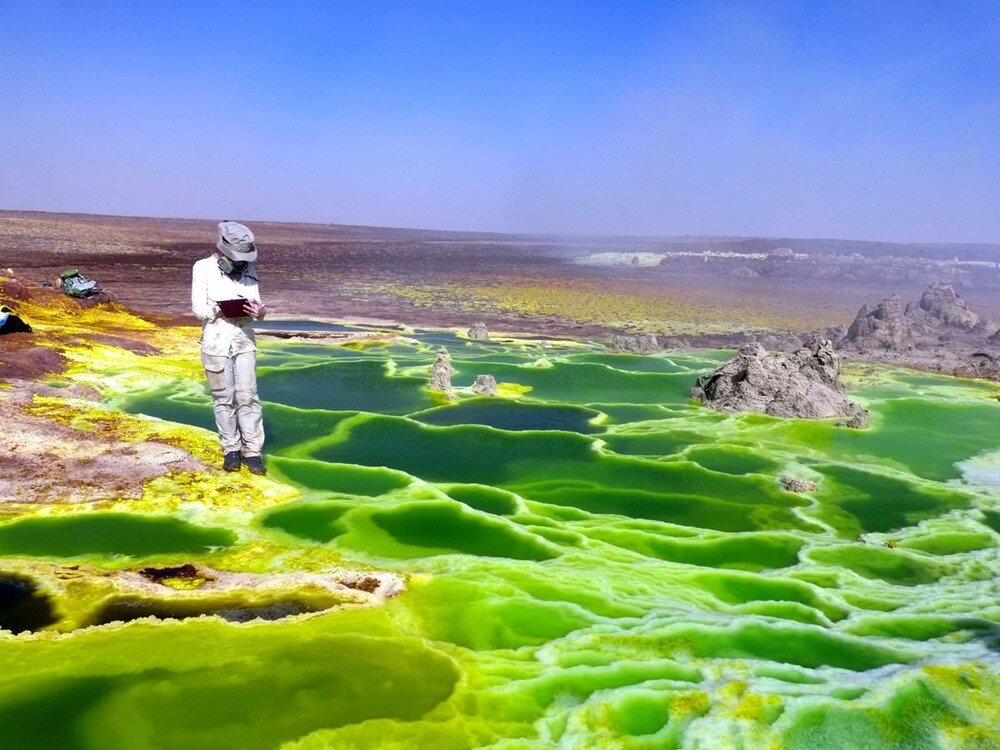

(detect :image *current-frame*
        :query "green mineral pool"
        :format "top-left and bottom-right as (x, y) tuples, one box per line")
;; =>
(2, 332), (999, 748)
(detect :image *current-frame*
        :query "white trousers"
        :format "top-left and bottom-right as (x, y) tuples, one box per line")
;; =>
(202, 350), (265, 456)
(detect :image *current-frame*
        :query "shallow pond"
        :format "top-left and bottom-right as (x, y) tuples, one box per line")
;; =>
(3, 330), (999, 748)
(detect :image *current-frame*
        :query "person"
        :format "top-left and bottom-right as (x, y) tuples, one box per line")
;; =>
(190, 221), (267, 474)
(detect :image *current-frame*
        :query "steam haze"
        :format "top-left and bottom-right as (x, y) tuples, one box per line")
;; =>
(1, 1), (998, 243)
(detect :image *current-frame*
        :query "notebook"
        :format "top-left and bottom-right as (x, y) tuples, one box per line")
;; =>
(216, 298), (251, 318)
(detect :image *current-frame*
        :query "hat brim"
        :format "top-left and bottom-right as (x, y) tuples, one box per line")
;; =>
(217, 242), (257, 262)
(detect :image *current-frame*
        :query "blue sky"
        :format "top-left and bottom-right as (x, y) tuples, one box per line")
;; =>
(1, 1), (998, 242)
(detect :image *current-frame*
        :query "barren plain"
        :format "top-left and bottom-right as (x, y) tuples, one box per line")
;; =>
(4, 210), (999, 338)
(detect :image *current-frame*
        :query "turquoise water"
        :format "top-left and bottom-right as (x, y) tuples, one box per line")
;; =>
(2, 331), (999, 748)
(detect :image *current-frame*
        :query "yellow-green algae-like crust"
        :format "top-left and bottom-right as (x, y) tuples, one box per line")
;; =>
(23, 394), (301, 514)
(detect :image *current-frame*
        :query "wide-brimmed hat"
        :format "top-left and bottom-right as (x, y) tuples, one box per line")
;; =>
(216, 221), (257, 262)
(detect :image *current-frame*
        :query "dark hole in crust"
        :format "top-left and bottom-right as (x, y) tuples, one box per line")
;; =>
(138, 564), (210, 585)
(343, 576), (380, 593)
(90, 596), (325, 626)
(0, 575), (59, 634)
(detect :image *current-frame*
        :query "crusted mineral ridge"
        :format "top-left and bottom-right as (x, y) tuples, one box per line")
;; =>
(0, 560), (405, 633)
(691, 339), (868, 428)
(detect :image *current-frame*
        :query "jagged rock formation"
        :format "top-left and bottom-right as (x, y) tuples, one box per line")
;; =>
(611, 333), (659, 355)
(907, 282), (983, 332)
(428, 348), (454, 396)
(841, 282), (994, 352)
(691, 340), (868, 428)
(841, 294), (915, 351)
(837, 282), (1000, 380)
(471, 374), (498, 396)
(467, 322), (490, 340)
(780, 476), (819, 493)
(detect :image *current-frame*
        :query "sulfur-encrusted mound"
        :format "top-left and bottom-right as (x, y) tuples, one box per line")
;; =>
(691, 339), (868, 427)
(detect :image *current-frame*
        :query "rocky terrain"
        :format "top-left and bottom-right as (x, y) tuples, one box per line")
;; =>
(838, 282), (1000, 380)
(691, 339), (869, 427)
(609, 281), (1000, 383)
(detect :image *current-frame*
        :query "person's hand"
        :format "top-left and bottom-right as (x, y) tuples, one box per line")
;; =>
(243, 300), (265, 319)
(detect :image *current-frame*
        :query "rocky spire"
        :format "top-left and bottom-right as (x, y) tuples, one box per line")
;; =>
(428, 348), (455, 397)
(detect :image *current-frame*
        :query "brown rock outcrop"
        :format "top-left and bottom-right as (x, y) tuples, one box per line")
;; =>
(0, 336), (66, 381)
(0, 387), (204, 504)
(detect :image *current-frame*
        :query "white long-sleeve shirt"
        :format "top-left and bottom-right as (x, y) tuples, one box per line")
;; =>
(190, 256), (264, 356)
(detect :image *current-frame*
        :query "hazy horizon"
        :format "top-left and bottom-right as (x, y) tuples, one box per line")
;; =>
(7, 206), (1000, 251)
(2, 1), (998, 244)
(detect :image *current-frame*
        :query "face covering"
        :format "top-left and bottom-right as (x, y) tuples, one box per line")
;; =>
(217, 255), (249, 277)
